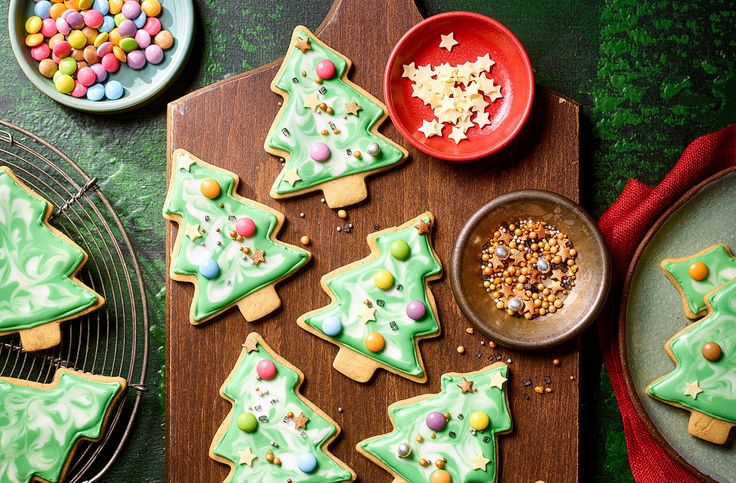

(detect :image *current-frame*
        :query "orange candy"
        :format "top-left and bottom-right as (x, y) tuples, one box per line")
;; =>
(364, 332), (385, 353)
(50, 4), (68, 19)
(112, 45), (126, 62)
(108, 28), (122, 46)
(688, 261), (708, 281)
(430, 470), (452, 483)
(199, 178), (221, 199)
(141, 0), (161, 17)
(109, 0), (123, 14)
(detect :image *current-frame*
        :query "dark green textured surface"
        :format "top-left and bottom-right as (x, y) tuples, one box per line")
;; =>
(2, 1), (735, 481)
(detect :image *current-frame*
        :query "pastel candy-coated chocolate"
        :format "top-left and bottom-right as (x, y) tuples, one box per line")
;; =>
(198, 258), (220, 280)
(70, 82), (88, 98)
(34, 1), (52, 19)
(101, 52), (120, 72)
(119, 37), (138, 53)
(30, 44), (51, 61)
(25, 16), (42, 34)
(94, 0), (110, 15)
(99, 15), (115, 33)
(144, 44), (163, 64)
(77, 66), (97, 86)
(96, 41), (113, 57)
(58, 57), (77, 76)
(66, 12), (84, 30)
(425, 411), (447, 431)
(104, 79), (124, 100)
(90, 63), (107, 82)
(256, 359), (277, 380)
(134, 29), (151, 48)
(236, 412), (258, 432)
(56, 18), (71, 36)
(41, 18), (57, 37)
(38, 58), (57, 78)
(126, 49), (146, 69)
(405, 300), (427, 320)
(133, 11), (147, 29)
(322, 316), (343, 336)
(84, 10), (104, 28)
(143, 17), (161, 36)
(86, 83), (105, 101)
(235, 217), (256, 237)
(118, 19), (137, 37)
(141, 0), (162, 17)
(297, 453), (318, 474)
(308, 141), (330, 161)
(316, 59), (336, 79)
(121, 1), (141, 20)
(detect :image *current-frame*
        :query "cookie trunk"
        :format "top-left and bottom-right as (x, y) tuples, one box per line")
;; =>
(19, 323), (61, 352)
(333, 347), (379, 382)
(236, 285), (281, 322)
(322, 176), (368, 208)
(688, 410), (733, 444)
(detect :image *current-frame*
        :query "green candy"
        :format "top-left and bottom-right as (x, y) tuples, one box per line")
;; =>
(58, 57), (77, 76)
(114, 13), (126, 27)
(236, 412), (258, 432)
(119, 37), (138, 53)
(390, 240), (411, 260)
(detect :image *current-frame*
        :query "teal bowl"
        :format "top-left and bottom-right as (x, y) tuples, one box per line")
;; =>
(8, 0), (194, 113)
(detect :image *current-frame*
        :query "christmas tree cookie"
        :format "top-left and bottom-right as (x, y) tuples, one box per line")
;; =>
(358, 363), (512, 483)
(661, 243), (736, 319)
(0, 368), (126, 483)
(298, 213), (442, 383)
(647, 277), (736, 444)
(209, 332), (355, 482)
(0, 167), (104, 352)
(163, 150), (311, 324)
(265, 26), (408, 208)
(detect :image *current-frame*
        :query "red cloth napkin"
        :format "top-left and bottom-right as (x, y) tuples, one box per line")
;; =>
(597, 125), (736, 482)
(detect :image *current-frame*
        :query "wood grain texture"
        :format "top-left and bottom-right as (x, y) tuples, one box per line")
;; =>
(166, 1), (581, 481)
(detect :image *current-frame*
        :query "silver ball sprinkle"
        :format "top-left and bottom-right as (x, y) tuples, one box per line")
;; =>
(366, 143), (381, 156)
(397, 443), (412, 458)
(536, 259), (551, 273)
(508, 297), (523, 312)
(494, 245), (509, 260)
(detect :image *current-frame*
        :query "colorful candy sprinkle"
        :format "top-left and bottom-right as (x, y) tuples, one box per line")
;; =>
(256, 359), (277, 380)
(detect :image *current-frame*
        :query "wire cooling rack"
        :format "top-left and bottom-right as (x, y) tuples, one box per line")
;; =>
(0, 120), (149, 482)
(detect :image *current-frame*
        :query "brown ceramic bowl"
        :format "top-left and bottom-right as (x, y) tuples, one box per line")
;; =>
(450, 190), (611, 350)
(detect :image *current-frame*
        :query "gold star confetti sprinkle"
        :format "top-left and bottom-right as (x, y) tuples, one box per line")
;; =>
(185, 224), (202, 241)
(358, 305), (376, 324)
(345, 100), (362, 116)
(238, 448), (257, 466)
(684, 381), (703, 399)
(416, 220), (431, 235)
(457, 378), (474, 394)
(472, 453), (491, 471)
(242, 338), (259, 353)
(295, 36), (311, 53)
(303, 93), (320, 111)
(293, 412), (309, 429)
(251, 249), (265, 266)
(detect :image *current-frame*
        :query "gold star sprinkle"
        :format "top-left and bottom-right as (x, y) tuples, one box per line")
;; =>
(359, 305), (376, 323)
(251, 249), (265, 265)
(472, 453), (491, 471)
(185, 224), (202, 241)
(345, 100), (362, 116)
(177, 152), (196, 171)
(684, 381), (703, 399)
(242, 338), (259, 353)
(489, 371), (507, 389)
(295, 36), (311, 53)
(238, 448), (257, 466)
(303, 93), (320, 111)
(293, 412), (309, 429)
(457, 378), (474, 394)
(416, 220), (431, 235)
(282, 168), (301, 186)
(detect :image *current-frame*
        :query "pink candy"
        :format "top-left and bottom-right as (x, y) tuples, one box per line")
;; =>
(143, 17), (161, 36)
(126, 50), (146, 69)
(308, 141), (331, 162)
(70, 81), (87, 98)
(121, 1), (141, 19)
(135, 30), (151, 49)
(96, 41), (113, 57)
(41, 18), (57, 38)
(52, 41), (71, 58)
(145, 44), (163, 64)
(118, 19), (137, 37)
(30, 44), (51, 61)
(101, 53), (120, 73)
(90, 63), (107, 83)
(235, 217), (256, 237)
(316, 59), (336, 80)
(56, 18), (70, 36)
(83, 10), (103, 29)
(65, 11), (84, 30)
(256, 360), (277, 380)
(77, 67), (96, 86)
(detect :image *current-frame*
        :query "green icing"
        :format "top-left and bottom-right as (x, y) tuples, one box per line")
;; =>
(0, 370), (122, 483)
(662, 244), (736, 317)
(162, 151), (310, 322)
(267, 27), (405, 195)
(647, 277), (736, 423)
(303, 214), (442, 378)
(211, 336), (352, 482)
(359, 364), (512, 483)
(0, 169), (99, 332)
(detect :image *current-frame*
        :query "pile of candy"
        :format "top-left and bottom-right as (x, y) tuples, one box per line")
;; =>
(24, 0), (173, 101)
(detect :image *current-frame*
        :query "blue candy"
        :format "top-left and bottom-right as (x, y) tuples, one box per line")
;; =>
(297, 454), (318, 474)
(133, 11), (147, 28)
(99, 15), (115, 33)
(93, 0), (110, 15)
(86, 83), (105, 101)
(104, 80), (124, 100)
(34, 1), (52, 19)
(198, 259), (220, 280)
(322, 316), (342, 336)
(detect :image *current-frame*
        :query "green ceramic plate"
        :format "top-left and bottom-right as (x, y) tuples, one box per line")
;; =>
(8, 0), (194, 113)
(624, 168), (736, 482)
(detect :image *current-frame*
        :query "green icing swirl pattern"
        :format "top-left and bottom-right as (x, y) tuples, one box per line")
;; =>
(302, 214), (442, 378)
(0, 169), (98, 332)
(162, 151), (310, 322)
(662, 243), (736, 317)
(647, 277), (736, 423)
(0, 370), (123, 483)
(210, 335), (353, 482)
(267, 27), (405, 195)
(359, 364), (512, 483)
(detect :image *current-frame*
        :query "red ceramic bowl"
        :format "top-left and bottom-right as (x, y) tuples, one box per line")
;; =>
(384, 12), (534, 162)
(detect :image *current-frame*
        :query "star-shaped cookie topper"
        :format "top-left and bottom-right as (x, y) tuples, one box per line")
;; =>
(439, 32), (458, 52)
(684, 381), (703, 399)
(238, 448), (257, 466)
(282, 168), (301, 186)
(293, 412), (309, 429)
(457, 378), (474, 394)
(498, 231), (513, 245)
(472, 453), (491, 471)
(251, 249), (265, 266)
(448, 126), (467, 144)
(489, 371), (507, 390)
(510, 249), (526, 264)
(295, 36), (311, 53)
(557, 244), (572, 261)
(303, 93), (320, 111)
(359, 305), (376, 324)
(415, 219), (431, 235)
(185, 224), (202, 241)
(177, 152), (196, 171)
(490, 256), (505, 270)
(345, 100), (362, 116)
(242, 337), (259, 353)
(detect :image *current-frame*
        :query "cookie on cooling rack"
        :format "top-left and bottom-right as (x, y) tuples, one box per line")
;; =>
(0, 167), (105, 352)
(0, 367), (126, 483)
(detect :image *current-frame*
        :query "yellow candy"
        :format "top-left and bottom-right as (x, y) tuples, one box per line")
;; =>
(65, 0), (81, 9)
(82, 27), (98, 45)
(112, 45), (126, 62)
(54, 73), (75, 94)
(109, 0), (123, 14)
(78, 0), (94, 9)
(68, 30), (86, 49)
(469, 411), (490, 431)
(49, 4), (67, 20)
(93, 32), (108, 48)
(25, 16), (42, 34)
(373, 269), (394, 290)
(141, 0), (161, 17)
(25, 33), (44, 47)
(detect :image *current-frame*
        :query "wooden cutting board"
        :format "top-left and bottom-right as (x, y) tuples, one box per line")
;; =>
(166, 0), (581, 481)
